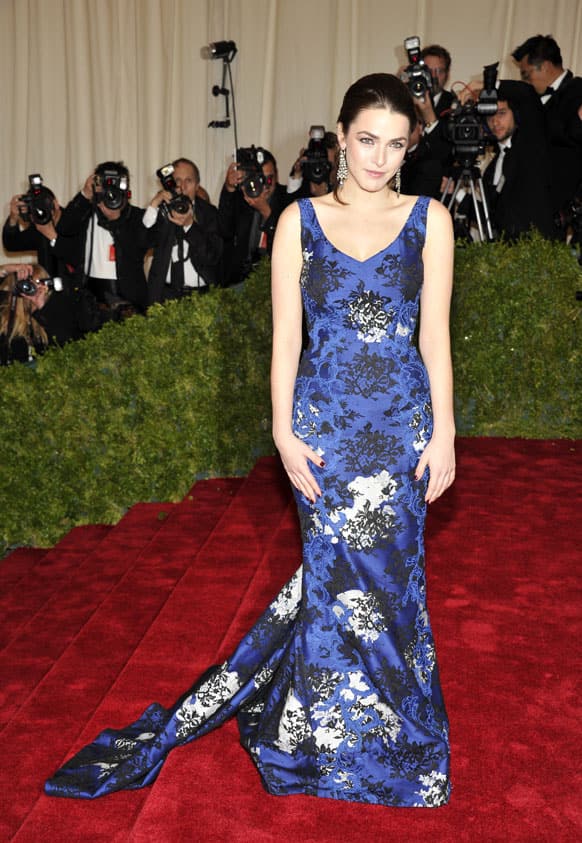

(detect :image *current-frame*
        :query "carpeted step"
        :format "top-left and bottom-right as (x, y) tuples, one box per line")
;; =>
(0, 480), (244, 733)
(0, 525), (113, 651)
(0, 462), (290, 840)
(0, 547), (49, 588)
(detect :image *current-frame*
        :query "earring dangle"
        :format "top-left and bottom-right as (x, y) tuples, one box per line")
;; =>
(394, 168), (401, 197)
(337, 148), (348, 186)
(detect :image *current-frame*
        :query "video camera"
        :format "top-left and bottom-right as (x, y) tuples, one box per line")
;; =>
(446, 62), (499, 167)
(93, 168), (130, 211)
(19, 174), (54, 226)
(302, 126), (332, 185)
(401, 36), (434, 99)
(155, 163), (192, 218)
(236, 146), (270, 199)
(14, 276), (64, 296)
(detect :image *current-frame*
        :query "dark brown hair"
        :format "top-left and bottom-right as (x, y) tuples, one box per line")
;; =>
(172, 157), (201, 184)
(334, 73), (417, 202)
(420, 44), (452, 73)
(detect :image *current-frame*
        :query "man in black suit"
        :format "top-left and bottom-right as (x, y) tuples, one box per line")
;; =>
(143, 158), (223, 305)
(218, 148), (289, 287)
(400, 44), (454, 197)
(420, 44), (455, 119)
(59, 161), (153, 314)
(481, 81), (555, 239)
(512, 34), (582, 215)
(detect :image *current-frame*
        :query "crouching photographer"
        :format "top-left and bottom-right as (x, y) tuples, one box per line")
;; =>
(143, 157), (223, 305)
(0, 264), (85, 365)
(58, 161), (154, 316)
(287, 127), (338, 199)
(3, 175), (80, 281)
(218, 146), (289, 286)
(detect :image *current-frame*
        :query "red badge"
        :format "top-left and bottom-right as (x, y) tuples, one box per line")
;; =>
(109, 244), (116, 262)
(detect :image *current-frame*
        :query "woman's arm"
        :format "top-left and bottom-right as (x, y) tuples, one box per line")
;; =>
(271, 203), (323, 503)
(416, 199), (456, 503)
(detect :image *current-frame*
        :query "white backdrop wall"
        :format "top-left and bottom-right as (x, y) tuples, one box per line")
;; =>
(1, 0), (580, 259)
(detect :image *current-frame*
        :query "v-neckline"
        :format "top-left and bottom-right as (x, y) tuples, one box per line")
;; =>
(308, 197), (421, 264)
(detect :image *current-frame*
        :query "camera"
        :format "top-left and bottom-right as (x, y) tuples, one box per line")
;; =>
(401, 36), (434, 99)
(446, 62), (499, 167)
(155, 163), (192, 218)
(19, 174), (54, 226)
(14, 276), (63, 296)
(302, 126), (332, 185)
(94, 169), (129, 211)
(236, 146), (269, 199)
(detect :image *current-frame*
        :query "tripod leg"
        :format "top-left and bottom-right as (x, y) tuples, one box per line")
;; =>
(440, 177), (454, 206)
(469, 178), (485, 242)
(477, 176), (495, 241)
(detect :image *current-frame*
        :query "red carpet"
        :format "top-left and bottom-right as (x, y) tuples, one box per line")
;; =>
(1, 440), (579, 842)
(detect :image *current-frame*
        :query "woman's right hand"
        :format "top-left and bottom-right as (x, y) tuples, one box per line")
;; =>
(275, 432), (324, 503)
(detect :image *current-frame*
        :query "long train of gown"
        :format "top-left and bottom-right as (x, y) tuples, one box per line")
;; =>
(45, 195), (450, 807)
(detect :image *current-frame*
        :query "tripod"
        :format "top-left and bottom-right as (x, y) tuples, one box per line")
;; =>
(441, 160), (495, 242)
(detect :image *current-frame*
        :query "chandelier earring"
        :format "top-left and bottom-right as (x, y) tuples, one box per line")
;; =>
(337, 148), (349, 186)
(394, 167), (401, 197)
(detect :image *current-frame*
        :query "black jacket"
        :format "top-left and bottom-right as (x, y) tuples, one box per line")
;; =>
(482, 81), (555, 239)
(146, 197), (223, 305)
(2, 219), (80, 280)
(218, 183), (289, 286)
(543, 71), (582, 212)
(58, 193), (154, 311)
(0, 288), (85, 365)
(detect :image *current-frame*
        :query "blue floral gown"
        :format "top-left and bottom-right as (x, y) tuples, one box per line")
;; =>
(45, 194), (450, 807)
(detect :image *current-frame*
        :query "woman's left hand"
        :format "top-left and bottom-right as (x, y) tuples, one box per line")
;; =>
(415, 436), (456, 503)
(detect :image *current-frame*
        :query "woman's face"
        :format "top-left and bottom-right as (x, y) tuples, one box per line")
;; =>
(338, 106), (410, 194)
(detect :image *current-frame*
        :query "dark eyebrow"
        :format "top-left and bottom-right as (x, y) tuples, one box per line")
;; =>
(356, 131), (408, 142)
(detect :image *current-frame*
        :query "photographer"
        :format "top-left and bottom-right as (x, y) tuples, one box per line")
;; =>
(460, 80), (555, 240)
(0, 263), (85, 365)
(287, 129), (338, 199)
(399, 41), (454, 197)
(58, 161), (153, 315)
(218, 148), (289, 287)
(512, 34), (582, 217)
(419, 44), (455, 120)
(2, 181), (79, 281)
(143, 158), (223, 305)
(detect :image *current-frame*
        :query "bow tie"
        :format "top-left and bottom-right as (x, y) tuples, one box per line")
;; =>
(540, 87), (554, 97)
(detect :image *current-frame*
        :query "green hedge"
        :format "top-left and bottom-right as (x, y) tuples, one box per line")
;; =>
(0, 236), (580, 552)
(0, 268), (274, 553)
(451, 233), (580, 437)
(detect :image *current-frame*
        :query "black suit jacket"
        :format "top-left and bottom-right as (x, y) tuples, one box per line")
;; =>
(58, 193), (153, 311)
(483, 81), (555, 239)
(146, 197), (223, 305)
(218, 183), (289, 286)
(543, 71), (582, 212)
(2, 218), (80, 280)
(434, 89), (455, 119)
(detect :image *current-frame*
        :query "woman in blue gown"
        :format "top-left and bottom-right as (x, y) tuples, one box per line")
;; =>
(46, 73), (456, 807)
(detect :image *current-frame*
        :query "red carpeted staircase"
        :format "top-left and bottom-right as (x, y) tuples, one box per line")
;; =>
(1, 441), (580, 842)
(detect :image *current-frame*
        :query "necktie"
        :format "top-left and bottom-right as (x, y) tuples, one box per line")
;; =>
(171, 228), (185, 289)
(492, 147), (506, 191)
